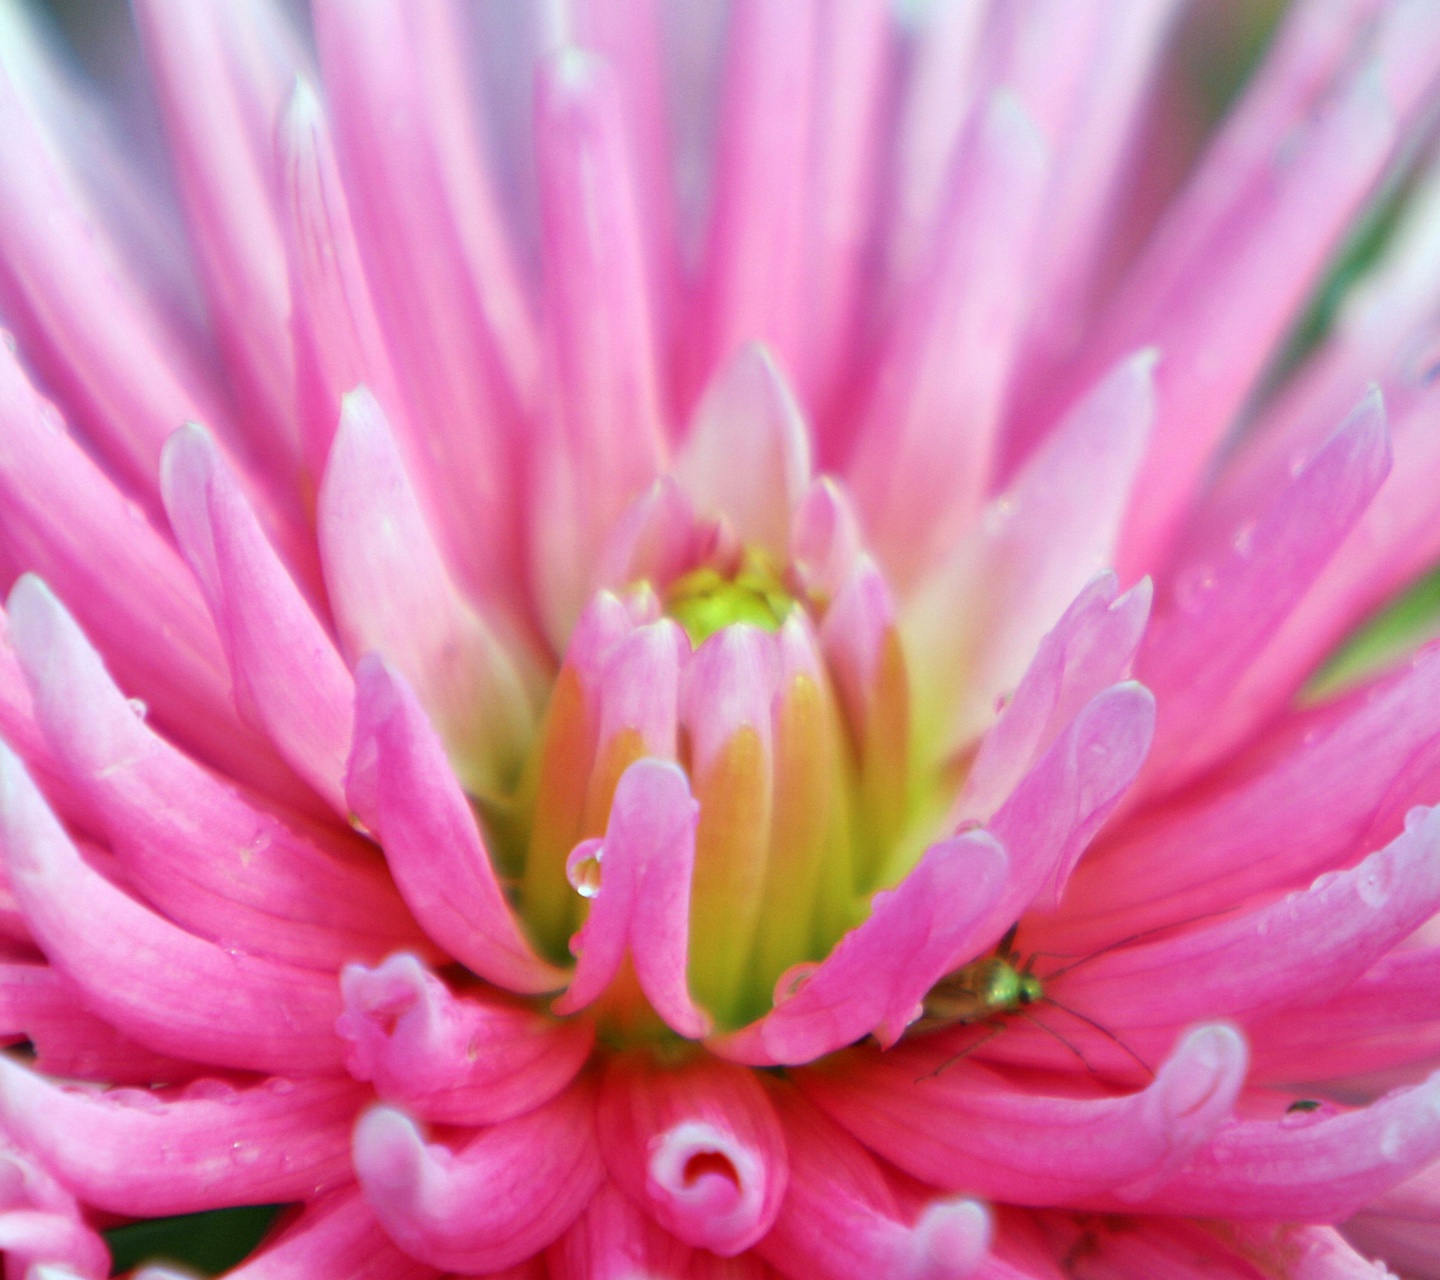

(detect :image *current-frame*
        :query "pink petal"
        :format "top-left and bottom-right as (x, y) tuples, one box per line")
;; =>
(0, 1209), (109, 1280)
(712, 830), (1008, 1065)
(353, 1084), (603, 1274)
(554, 759), (710, 1037)
(954, 573), (1152, 826)
(317, 388), (534, 800)
(691, 0), (819, 406)
(760, 1094), (992, 1280)
(790, 478), (865, 607)
(346, 656), (565, 995)
(8, 574), (426, 970)
(218, 1189), (439, 1280)
(0, 746), (343, 1074)
(849, 91), (1050, 588)
(1137, 391), (1391, 793)
(337, 953), (592, 1126)
(597, 1054), (786, 1256)
(804, 1024), (1246, 1204)
(1056, 807), (1440, 1050)
(132, 0), (303, 474)
(280, 78), (409, 481)
(1052, 639), (1440, 953)
(676, 344), (813, 560)
(905, 351), (1155, 754)
(160, 423), (355, 814)
(1126, 1068), (1440, 1220)
(982, 681), (1155, 925)
(311, 0), (534, 608)
(0, 342), (307, 810)
(0, 962), (198, 1085)
(0, 1059), (358, 1217)
(545, 1181), (693, 1280)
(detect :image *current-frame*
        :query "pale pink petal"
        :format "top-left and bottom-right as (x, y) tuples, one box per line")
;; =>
(0, 342), (308, 810)
(280, 79), (409, 481)
(849, 91), (1050, 588)
(132, 0), (304, 474)
(691, 0), (819, 405)
(337, 953), (592, 1126)
(544, 1180), (693, 1280)
(760, 1094), (992, 1280)
(0, 745), (343, 1074)
(161, 423), (354, 814)
(676, 344), (813, 560)
(983, 681), (1155, 924)
(955, 574), (1152, 826)
(8, 574), (426, 970)
(1127, 1069), (1440, 1220)
(346, 656), (565, 995)
(312, 0), (534, 608)
(318, 389), (534, 800)
(804, 1024), (1246, 1204)
(554, 759), (710, 1038)
(1052, 640), (1440, 953)
(0, 1210), (108, 1280)
(219, 1189), (439, 1280)
(353, 1085), (603, 1274)
(1056, 807), (1440, 1051)
(0, 1059), (358, 1216)
(790, 478), (866, 606)
(1137, 390), (1391, 793)
(904, 350), (1155, 754)
(712, 830), (1007, 1065)
(597, 1055), (786, 1256)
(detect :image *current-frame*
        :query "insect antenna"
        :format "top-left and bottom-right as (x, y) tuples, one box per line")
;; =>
(916, 1021), (1005, 1082)
(1017, 1008), (1101, 1076)
(1043, 996), (1154, 1079)
(1035, 905), (1247, 982)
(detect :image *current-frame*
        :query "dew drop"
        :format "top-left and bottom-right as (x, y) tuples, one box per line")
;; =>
(1230, 520), (1257, 557)
(773, 962), (818, 1006)
(1173, 565), (1217, 613)
(184, 1078), (238, 1103)
(566, 839), (605, 898)
(232, 1142), (262, 1166)
(1355, 862), (1390, 909)
(127, 697), (148, 720)
(1308, 870), (1341, 894)
(1280, 1099), (1332, 1128)
(37, 400), (64, 436)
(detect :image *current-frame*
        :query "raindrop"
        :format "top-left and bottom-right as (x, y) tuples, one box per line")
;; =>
(1280, 1099), (1332, 1128)
(566, 839), (605, 898)
(1230, 520), (1257, 557)
(37, 400), (64, 436)
(772, 962), (818, 1006)
(1173, 565), (1217, 613)
(1355, 863), (1390, 909)
(127, 698), (148, 721)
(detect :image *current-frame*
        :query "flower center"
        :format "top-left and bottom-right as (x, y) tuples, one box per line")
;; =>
(664, 548), (795, 645)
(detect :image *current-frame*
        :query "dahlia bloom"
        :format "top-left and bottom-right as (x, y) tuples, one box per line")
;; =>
(3, 0), (1440, 1277)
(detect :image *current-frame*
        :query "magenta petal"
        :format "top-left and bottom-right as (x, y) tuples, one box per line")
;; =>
(713, 830), (1008, 1065)
(346, 656), (564, 995)
(955, 573), (1152, 826)
(337, 953), (592, 1125)
(0, 745), (343, 1074)
(0, 1208), (109, 1280)
(984, 681), (1155, 923)
(219, 1188), (439, 1280)
(0, 1058), (359, 1216)
(760, 1095), (991, 1280)
(8, 574), (426, 971)
(545, 1181), (693, 1280)
(1138, 389), (1391, 792)
(553, 759), (710, 1037)
(1058, 806), (1440, 1041)
(597, 1055), (787, 1257)
(1128, 1068), (1440, 1221)
(353, 1084), (603, 1274)
(805, 1024), (1246, 1205)
(160, 423), (355, 814)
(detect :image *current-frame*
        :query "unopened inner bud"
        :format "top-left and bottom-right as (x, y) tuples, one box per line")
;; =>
(665, 548), (794, 645)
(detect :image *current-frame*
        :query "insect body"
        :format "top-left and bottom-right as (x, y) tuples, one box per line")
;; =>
(916, 925), (1042, 1029)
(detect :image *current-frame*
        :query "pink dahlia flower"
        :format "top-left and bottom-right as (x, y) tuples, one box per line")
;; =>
(3, 0), (1440, 1277)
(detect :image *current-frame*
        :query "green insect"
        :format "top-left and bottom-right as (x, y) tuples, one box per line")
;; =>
(913, 924), (1152, 1079)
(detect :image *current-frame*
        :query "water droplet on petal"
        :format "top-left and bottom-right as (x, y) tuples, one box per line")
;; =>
(1230, 520), (1256, 557)
(1280, 1099), (1333, 1128)
(1356, 863), (1390, 908)
(127, 698), (148, 720)
(1174, 565), (1217, 613)
(773, 962), (818, 1006)
(566, 839), (605, 898)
